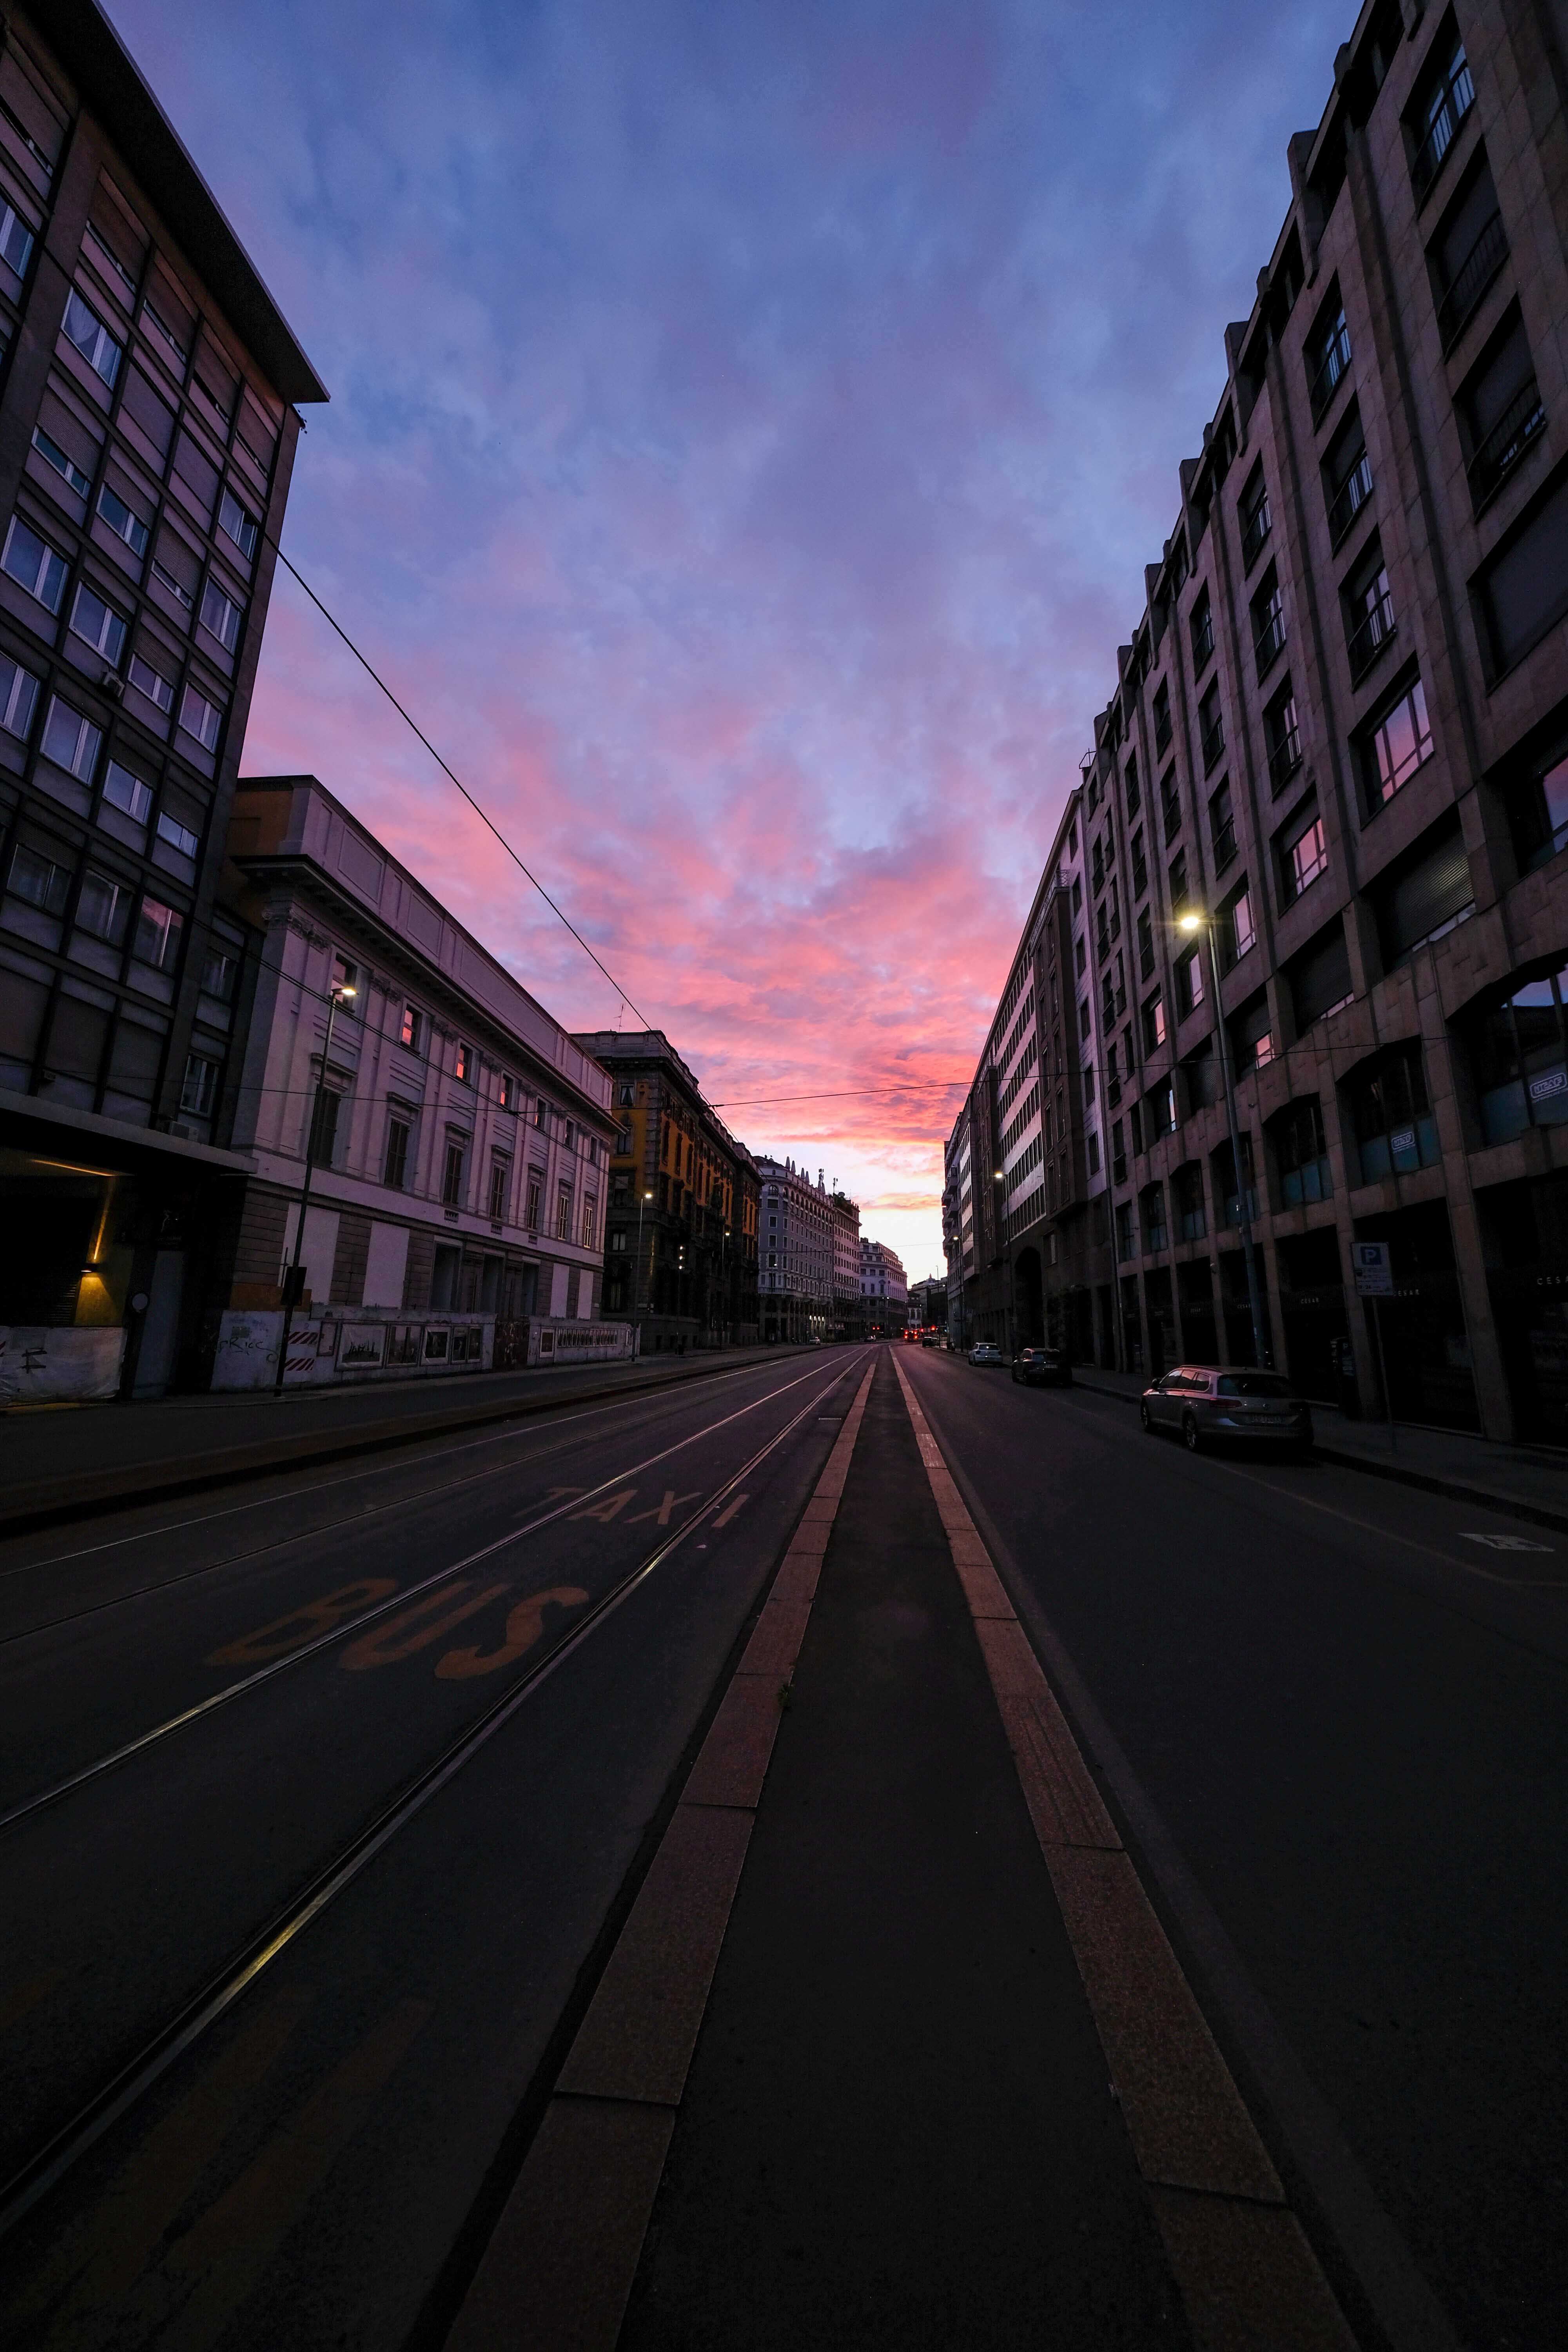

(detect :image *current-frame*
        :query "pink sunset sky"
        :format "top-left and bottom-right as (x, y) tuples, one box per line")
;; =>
(115, 0), (1347, 1281)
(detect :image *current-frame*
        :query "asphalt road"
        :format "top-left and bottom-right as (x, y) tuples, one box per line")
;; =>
(901, 1348), (1568, 2352)
(0, 1344), (878, 2352)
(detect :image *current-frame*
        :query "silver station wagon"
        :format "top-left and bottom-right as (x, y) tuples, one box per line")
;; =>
(1140, 1365), (1313, 1454)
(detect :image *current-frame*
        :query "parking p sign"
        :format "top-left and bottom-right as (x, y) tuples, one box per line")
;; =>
(1352, 1241), (1394, 1297)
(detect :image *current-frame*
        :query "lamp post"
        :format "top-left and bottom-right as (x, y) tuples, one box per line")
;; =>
(994, 1166), (1014, 1361)
(274, 979), (354, 1395)
(1179, 910), (1268, 1369)
(635, 1186), (653, 1346)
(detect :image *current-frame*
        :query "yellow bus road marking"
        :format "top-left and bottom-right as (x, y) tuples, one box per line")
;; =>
(436, 1587), (589, 1680)
(711, 1494), (749, 1529)
(340, 1582), (510, 1671)
(207, 1582), (399, 1668)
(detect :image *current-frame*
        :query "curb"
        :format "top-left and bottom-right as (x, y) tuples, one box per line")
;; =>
(1068, 1373), (1568, 1540)
(0, 1350), (817, 1541)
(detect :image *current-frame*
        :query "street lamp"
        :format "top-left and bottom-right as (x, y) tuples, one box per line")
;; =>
(274, 979), (355, 1395)
(1178, 910), (1268, 1368)
(635, 1187), (653, 1341)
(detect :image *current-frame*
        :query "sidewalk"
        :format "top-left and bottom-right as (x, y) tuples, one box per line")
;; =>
(1067, 1362), (1568, 1535)
(0, 1343), (814, 1535)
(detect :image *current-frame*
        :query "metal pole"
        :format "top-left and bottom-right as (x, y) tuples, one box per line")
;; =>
(1371, 1294), (1397, 1455)
(274, 985), (342, 1395)
(1205, 923), (1269, 1368)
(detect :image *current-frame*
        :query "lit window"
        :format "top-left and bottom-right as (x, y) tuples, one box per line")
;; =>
(0, 653), (40, 740)
(180, 1054), (220, 1116)
(399, 1004), (423, 1052)
(1368, 678), (1433, 807)
(70, 582), (127, 664)
(454, 1039), (471, 1083)
(32, 426), (92, 498)
(2, 517), (69, 611)
(178, 682), (222, 752)
(42, 696), (103, 782)
(156, 809), (200, 859)
(199, 577), (242, 652)
(76, 867), (132, 944)
(132, 895), (183, 970)
(218, 488), (259, 560)
(1229, 885), (1256, 962)
(102, 759), (152, 825)
(128, 652), (175, 711)
(1289, 815), (1329, 897)
(62, 289), (122, 387)
(98, 483), (149, 557)
(0, 201), (35, 278)
(498, 1070), (515, 1109)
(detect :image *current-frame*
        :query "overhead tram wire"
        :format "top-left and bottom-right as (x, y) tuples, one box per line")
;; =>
(268, 541), (655, 1031)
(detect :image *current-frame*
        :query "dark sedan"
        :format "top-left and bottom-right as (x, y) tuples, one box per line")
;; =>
(1011, 1347), (1072, 1387)
(1140, 1365), (1313, 1453)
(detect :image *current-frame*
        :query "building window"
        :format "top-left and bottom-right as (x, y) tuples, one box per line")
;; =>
(443, 1136), (468, 1207)
(1505, 722), (1568, 876)
(1410, 30), (1474, 199)
(1251, 567), (1286, 680)
(96, 483), (150, 558)
(1231, 991), (1276, 1074)
(0, 200), (34, 277)
(1239, 466), (1272, 572)
(1189, 587), (1214, 674)
(2, 517), (69, 612)
(7, 840), (70, 915)
(526, 1171), (543, 1229)
(383, 1115), (410, 1190)
(1348, 1045), (1439, 1179)
(1198, 682), (1225, 776)
(1168, 847), (1190, 914)
(556, 1182), (572, 1240)
(152, 558), (194, 612)
(199, 577), (243, 652)
(1432, 158), (1506, 354)
(1131, 827), (1147, 897)
(489, 1156), (510, 1220)
(1209, 781), (1236, 873)
(454, 1039), (471, 1083)
(218, 488), (259, 559)
(1372, 816), (1474, 967)
(76, 868), (132, 944)
(180, 1053), (219, 1117)
(70, 583), (127, 667)
(42, 696), (102, 783)
(128, 652), (174, 711)
(1279, 804), (1328, 902)
(1223, 880), (1256, 968)
(0, 652), (40, 742)
(1152, 679), (1172, 754)
(1136, 904), (1154, 981)
(1114, 1200), (1134, 1260)
(1274, 1097), (1332, 1206)
(309, 1084), (343, 1167)
(1141, 1182), (1167, 1253)
(1460, 308), (1544, 511)
(98, 760), (151, 828)
(399, 1003), (423, 1053)
(1142, 993), (1166, 1053)
(1323, 404), (1374, 548)
(1175, 945), (1205, 1019)
(1307, 289), (1351, 420)
(582, 1194), (597, 1248)
(178, 683), (222, 752)
(156, 811), (199, 860)
(1466, 963), (1568, 1145)
(62, 288), (122, 387)
(131, 895), (183, 971)
(201, 943), (238, 1000)
(498, 1070), (515, 1110)
(1264, 682), (1302, 793)
(1362, 675), (1434, 813)
(1124, 753), (1140, 815)
(33, 425), (92, 499)
(1174, 1161), (1206, 1241)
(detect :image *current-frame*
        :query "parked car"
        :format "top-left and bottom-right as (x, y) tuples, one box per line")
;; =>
(967, 1341), (1004, 1367)
(1140, 1365), (1313, 1454)
(1011, 1347), (1072, 1387)
(920, 1330), (942, 1347)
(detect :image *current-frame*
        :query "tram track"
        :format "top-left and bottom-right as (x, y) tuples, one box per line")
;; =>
(0, 1352), (867, 2241)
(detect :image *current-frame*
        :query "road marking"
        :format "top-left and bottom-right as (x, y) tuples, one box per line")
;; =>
(891, 1351), (1357, 2352)
(436, 1586), (588, 1680)
(1459, 1530), (1554, 1552)
(542, 1486), (588, 1503)
(339, 1581), (510, 1670)
(207, 1580), (399, 1668)
(711, 1494), (748, 1529)
(627, 1488), (701, 1527)
(570, 1489), (636, 1523)
(444, 1360), (878, 2352)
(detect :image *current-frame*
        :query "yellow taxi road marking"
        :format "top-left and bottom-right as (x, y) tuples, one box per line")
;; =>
(436, 1587), (590, 1680)
(340, 1581), (511, 1671)
(712, 1493), (748, 1528)
(628, 1488), (701, 1527)
(206, 1580), (399, 1668)
(892, 1352), (1356, 2350)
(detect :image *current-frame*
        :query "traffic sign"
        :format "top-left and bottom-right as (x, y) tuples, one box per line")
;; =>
(1352, 1241), (1394, 1297)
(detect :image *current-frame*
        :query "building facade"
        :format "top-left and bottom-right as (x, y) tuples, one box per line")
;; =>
(573, 1029), (760, 1351)
(209, 777), (615, 1363)
(953, 0), (1568, 1441)
(907, 1274), (947, 1335)
(756, 1156), (838, 1341)
(859, 1236), (907, 1335)
(0, 0), (325, 1396)
(829, 1185), (862, 1335)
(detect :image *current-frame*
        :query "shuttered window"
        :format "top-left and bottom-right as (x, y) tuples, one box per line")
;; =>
(1372, 819), (1474, 967)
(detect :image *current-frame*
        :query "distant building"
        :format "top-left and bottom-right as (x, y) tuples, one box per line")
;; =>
(572, 1029), (759, 1352)
(859, 1236), (907, 1335)
(755, 1156), (834, 1341)
(907, 1274), (947, 1334)
(829, 1184), (861, 1335)
(942, 1104), (973, 1349)
(0, 0), (325, 1397)
(212, 777), (615, 1360)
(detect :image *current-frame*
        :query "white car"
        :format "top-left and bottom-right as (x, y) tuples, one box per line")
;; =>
(967, 1342), (1004, 1367)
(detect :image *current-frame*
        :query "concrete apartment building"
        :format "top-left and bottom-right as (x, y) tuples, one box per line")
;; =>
(573, 1029), (760, 1352)
(859, 1235), (907, 1335)
(0, 0), (324, 1397)
(952, 0), (1568, 1442)
(206, 777), (616, 1376)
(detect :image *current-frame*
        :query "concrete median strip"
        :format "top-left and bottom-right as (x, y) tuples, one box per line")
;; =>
(443, 1362), (875, 2352)
(890, 1351), (1357, 2352)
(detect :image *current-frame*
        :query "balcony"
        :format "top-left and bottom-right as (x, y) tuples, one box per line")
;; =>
(1253, 607), (1287, 682)
(1200, 716), (1225, 776)
(1240, 496), (1272, 571)
(1412, 57), (1475, 203)
(1267, 724), (1303, 794)
(1308, 319), (1351, 422)
(1437, 210), (1508, 352)
(1327, 451), (1373, 548)
(1468, 378), (1545, 509)
(1347, 585), (1396, 683)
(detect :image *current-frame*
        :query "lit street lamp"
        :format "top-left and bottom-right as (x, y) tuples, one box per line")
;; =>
(1178, 909), (1269, 1368)
(274, 978), (355, 1396)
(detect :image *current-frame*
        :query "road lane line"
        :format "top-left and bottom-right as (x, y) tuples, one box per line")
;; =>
(442, 1363), (878, 2352)
(0, 1355), (876, 2246)
(0, 1357), (854, 1837)
(891, 1351), (1357, 2352)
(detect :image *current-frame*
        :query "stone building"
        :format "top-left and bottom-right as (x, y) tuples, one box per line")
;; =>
(574, 1029), (759, 1351)
(859, 1236), (907, 1335)
(0, 0), (324, 1396)
(209, 776), (615, 1358)
(756, 1156), (836, 1342)
(952, 0), (1568, 1441)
